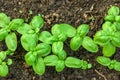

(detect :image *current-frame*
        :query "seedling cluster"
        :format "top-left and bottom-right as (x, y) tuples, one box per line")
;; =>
(0, 6), (120, 77)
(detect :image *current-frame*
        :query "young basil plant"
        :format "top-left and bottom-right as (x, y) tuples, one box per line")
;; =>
(70, 24), (89, 51)
(70, 24), (98, 53)
(97, 56), (120, 71)
(51, 23), (76, 41)
(30, 15), (44, 33)
(65, 57), (92, 69)
(21, 33), (38, 51)
(94, 20), (120, 57)
(38, 31), (58, 44)
(104, 6), (119, 22)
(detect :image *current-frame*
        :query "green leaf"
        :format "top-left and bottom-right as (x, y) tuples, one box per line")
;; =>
(7, 58), (12, 65)
(58, 50), (67, 60)
(65, 57), (81, 68)
(9, 18), (24, 30)
(30, 15), (44, 30)
(115, 16), (120, 22)
(96, 56), (111, 66)
(94, 30), (109, 46)
(58, 24), (76, 37)
(5, 32), (17, 51)
(0, 28), (8, 41)
(44, 55), (58, 66)
(81, 60), (91, 69)
(25, 51), (36, 66)
(70, 35), (83, 51)
(33, 56), (45, 75)
(0, 13), (10, 28)
(39, 31), (58, 44)
(102, 21), (116, 32)
(114, 61), (120, 71)
(33, 43), (51, 56)
(77, 24), (89, 37)
(17, 23), (32, 34)
(52, 41), (63, 55)
(0, 51), (6, 61)
(108, 60), (116, 69)
(108, 6), (119, 16)
(0, 62), (8, 77)
(82, 36), (98, 53)
(55, 60), (65, 72)
(112, 32), (120, 47)
(113, 22), (120, 31)
(51, 24), (76, 38)
(21, 34), (38, 51)
(104, 15), (115, 22)
(102, 42), (116, 57)
(51, 24), (67, 41)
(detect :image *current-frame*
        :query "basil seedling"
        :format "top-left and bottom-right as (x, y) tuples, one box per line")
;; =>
(97, 56), (120, 71)
(70, 24), (98, 52)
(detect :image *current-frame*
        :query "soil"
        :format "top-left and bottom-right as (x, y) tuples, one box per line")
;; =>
(0, 0), (120, 80)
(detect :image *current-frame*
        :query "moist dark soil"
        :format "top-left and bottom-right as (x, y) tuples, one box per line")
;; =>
(0, 0), (120, 80)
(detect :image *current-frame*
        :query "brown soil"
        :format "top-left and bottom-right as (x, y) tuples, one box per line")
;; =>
(0, 0), (120, 80)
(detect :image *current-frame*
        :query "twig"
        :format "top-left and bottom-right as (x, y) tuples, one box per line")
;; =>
(95, 69), (107, 80)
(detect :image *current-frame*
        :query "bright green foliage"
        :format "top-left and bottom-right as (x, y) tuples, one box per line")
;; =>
(82, 36), (98, 53)
(77, 24), (89, 37)
(51, 23), (76, 41)
(32, 56), (45, 75)
(0, 62), (8, 77)
(96, 56), (111, 66)
(97, 56), (120, 71)
(21, 33), (38, 51)
(104, 6), (119, 22)
(5, 32), (17, 52)
(52, 41), (63, 55)
(65, 57), (92, 69)
(55, 60), (65, 72)
(33, 43), (51, 56)
(39, 31), (58, 44)
(9, 19), (24, 30)
(25, 51), (36, 66)
(0, 28), (9, 41)
(70, 24), (98, 52)
(30, 15), (44, 32)
(17, 23), (32, 34)
(94, 6), (120, 57)
(70, 35), (83, 50)
(102, 42), (116, 57)
(44, 55), (58, 66)
(0, 13), (10, 28)
(2, 6), (120, 76)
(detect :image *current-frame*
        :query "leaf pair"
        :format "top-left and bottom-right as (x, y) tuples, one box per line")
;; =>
(39, 31), (58, 44)
(21, 33), (38, 51)
(52, 41), (67, 60)
(44, 55), (65, 72)
(97, 56), (120, 71)
(65, 57), (92, 69)
(51, 24), (76, 41)
(70, 24), (98, 52)
(0, 13), (10, 28)
(33, 43), (51, 56)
